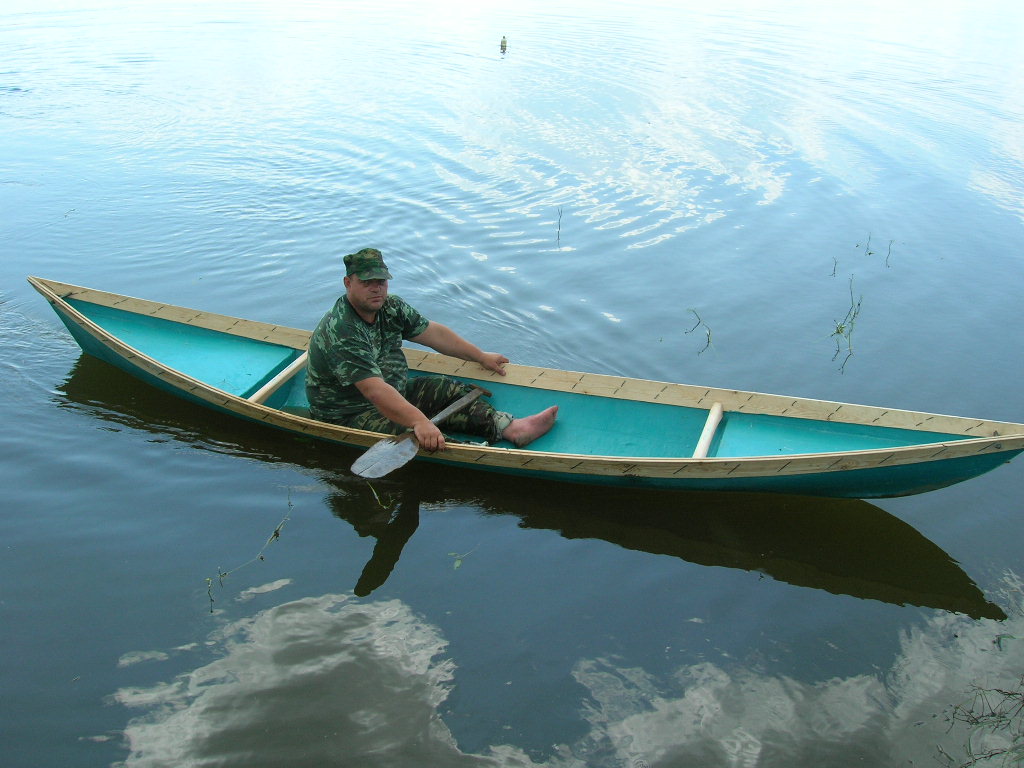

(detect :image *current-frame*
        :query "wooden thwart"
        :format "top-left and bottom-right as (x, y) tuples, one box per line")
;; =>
(693, 402), (724, 458)
(248, 351), (308, 404)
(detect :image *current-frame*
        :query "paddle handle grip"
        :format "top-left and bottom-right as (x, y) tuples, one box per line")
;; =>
(428, 385), (492, 427)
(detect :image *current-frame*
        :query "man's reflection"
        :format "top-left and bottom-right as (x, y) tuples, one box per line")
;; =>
(326, 485), (420, 597)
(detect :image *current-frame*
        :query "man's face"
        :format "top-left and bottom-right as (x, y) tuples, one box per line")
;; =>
(344, 275), (388, 318)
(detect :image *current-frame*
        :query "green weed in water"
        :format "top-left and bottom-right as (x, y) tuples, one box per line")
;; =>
(205, 489), (294, 612)
(830, 275), (862, 374)
(367, 481), (384, 507)
(448, 545), (478, 571)
(685, 308), (713, 355)
(939, 673), (1024, 768)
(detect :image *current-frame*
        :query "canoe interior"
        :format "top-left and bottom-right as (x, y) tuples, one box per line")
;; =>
(64, 295), (974, 460)
(66, 299), (304, 400)
(425, 372), (975, 458)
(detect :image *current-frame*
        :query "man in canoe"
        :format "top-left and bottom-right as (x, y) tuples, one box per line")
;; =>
(306, 248), (558, 452)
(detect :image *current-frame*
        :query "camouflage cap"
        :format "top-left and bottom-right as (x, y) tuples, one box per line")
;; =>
(344, 248), (393, 280)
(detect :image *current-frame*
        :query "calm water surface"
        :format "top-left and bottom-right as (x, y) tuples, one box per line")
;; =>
(2, 1), (1023, 766)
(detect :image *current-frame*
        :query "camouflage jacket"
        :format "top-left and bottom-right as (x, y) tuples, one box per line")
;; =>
(306, 294), (429, 422)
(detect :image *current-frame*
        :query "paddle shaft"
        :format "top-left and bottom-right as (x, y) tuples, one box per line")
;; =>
(427, 384), (492, 427)
(350, 384), (493, 478)
(386, 384), (493, 445)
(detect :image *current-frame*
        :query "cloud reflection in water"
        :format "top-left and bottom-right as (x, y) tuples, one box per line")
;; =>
(571, 572), (1024, 767)
(115, 577), (1023, 768)
(115, 594), (546, 767)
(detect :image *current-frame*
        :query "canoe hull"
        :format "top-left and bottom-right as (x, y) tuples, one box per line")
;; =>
(426, 448), (1018, 498)
(32, 277), (1024, 499)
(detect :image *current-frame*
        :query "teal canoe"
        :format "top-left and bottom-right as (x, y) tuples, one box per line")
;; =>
(30, 276), (1024, 498)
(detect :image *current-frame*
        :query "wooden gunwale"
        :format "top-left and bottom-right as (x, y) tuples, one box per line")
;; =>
(402, 348), (1021, 439)
(29, 277), (1024, 484)
(31, 278), (312, 349)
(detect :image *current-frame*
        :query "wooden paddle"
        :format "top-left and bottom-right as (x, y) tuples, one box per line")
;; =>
(350, 385), (492, 478)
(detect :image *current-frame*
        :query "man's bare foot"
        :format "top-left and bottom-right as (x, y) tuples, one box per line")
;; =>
(502, 406), (558, 447)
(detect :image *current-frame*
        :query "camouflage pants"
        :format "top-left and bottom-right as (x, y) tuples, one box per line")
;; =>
(339, 375), (513, 444)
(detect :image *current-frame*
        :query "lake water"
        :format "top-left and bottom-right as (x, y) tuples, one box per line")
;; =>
(3, 1), (1024, 766)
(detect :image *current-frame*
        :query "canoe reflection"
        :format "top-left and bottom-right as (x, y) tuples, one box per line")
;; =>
(327, 469), (1005, 619)
(60, 354), (1004, 619)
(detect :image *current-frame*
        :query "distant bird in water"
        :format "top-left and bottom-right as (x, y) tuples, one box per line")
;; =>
(500, 35), (507, 54)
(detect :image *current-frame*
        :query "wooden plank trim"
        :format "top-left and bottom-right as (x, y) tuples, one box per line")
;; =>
(402, 348), (1024, 438)
(28, 277), (310, 348)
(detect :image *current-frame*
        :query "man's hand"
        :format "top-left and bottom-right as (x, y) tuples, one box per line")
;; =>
(478, 351), (509, 376)
(412, 419), (446, 452)
(357, 377), (447, 449)
(355, 378), (448, 452)
(412, 322), (509, 375)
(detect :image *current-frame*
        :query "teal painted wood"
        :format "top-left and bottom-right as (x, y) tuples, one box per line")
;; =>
(414, 372), (970, 459)
(713, 409), (970, 458)
(66, 299), (299, 399)
(409, 372), (711, 457)
(51, 302), (238, 409)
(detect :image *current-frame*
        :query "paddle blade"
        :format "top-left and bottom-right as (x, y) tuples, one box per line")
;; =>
(350, 434), (420, 478)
